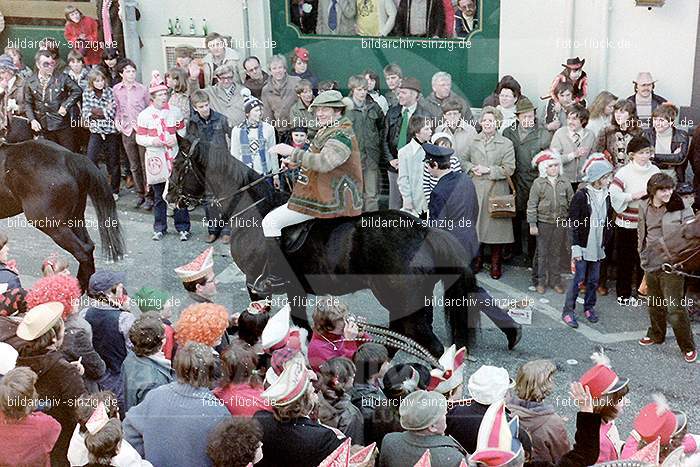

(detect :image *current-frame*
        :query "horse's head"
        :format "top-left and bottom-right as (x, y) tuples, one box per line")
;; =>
(166, 138), (207, 209)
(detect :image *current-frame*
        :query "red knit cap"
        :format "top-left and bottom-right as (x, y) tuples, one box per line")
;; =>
(175, 303), (229, 347)
(26, 274), (82, 319)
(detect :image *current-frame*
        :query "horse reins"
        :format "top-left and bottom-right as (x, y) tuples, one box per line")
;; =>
(662, 247), (700, 279)
(174, 138), (286, 216)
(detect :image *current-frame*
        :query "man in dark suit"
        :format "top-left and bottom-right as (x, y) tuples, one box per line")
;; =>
(424, 143), (522, 351)
(425, 143), (479, 262)
(382, 77), (430, 209)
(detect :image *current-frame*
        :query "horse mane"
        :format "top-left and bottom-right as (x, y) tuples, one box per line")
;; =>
(192, 141), (288, 211)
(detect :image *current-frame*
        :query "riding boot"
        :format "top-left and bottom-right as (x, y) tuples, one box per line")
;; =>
(252, 237), (290, 296)
(490, 245), (503, 280)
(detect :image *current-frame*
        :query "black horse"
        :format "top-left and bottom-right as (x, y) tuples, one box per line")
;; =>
(0, 139), (125, 289)
(168, 140), (518, 356)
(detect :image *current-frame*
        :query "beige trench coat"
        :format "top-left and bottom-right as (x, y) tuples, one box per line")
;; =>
(462, 133), (516, 244)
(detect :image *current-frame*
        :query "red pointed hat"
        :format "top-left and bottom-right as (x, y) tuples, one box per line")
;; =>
(469, 400), (524, 466)
(349, 442), (376, 467)
(261, 304), (292, 352)
(174, 247), (214, 283)
(414, 449), (431, 467)
(247, 298), (271, 315)
(427, 345), (466, 394)
(633, 394), (686, 445)
(319, 438), (351, 467)
(579, 351), (628, 399)
(629, 437), (660, 464)
(261, 359), (312, 407)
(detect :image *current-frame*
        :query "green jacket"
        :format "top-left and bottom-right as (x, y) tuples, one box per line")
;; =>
(503, 123), (552, 212)
(346, 96), (385, 167)
(527, 176), (574, 225)
(289, 98), (318, 139)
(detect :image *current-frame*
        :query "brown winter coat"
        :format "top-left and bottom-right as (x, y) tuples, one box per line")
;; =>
(288, 116), (363, 217)
(462, 133), (516, 244)
(507, 397), (571, 464)
(261, 74), (301, 134)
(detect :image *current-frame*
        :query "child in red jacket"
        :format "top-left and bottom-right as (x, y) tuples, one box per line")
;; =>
(64, 5), (102, 66)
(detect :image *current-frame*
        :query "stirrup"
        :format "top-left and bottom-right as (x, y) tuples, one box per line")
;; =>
(251, 273), (288, 295)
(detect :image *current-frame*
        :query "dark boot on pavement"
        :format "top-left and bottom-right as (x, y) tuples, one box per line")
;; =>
(490, 245), (503, 280)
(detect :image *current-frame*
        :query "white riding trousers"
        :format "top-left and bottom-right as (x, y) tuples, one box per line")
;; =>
(262, 203), (315, 237)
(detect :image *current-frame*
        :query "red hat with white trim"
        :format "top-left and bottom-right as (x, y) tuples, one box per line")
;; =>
(469, 400), (524, 466)
(579, 351), (628, 399)
(247, 298), (271, 315)
(261, 304), (292, 352)
(261, 358), (312, 407)
(532, 150), (562, 178)
(633, 394), (687, 445)
(148, 70), (168, 95)
(319, 438), (351, 467)
(427, 345), (466, 394)
(174, 247), (214, 283)
(629, 437), (660, 464)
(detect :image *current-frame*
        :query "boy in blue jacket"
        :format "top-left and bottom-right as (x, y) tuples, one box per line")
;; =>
(562, 154), (614, 328)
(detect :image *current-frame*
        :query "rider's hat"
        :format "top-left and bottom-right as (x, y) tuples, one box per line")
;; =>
(309, 90), (353, 110)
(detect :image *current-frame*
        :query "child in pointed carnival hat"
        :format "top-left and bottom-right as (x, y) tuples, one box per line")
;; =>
(426, 345), (467, 401)
(174, 247), (217, 303)
(528, 149), (573, 296)
(620, 393), (700, 463)
(578, 349), (629, 464)
(259, 303), (308, 386)
(561, 153), (614, 328)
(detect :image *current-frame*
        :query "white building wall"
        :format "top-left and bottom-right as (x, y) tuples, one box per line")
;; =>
(135, 0), (272, 77)
(499, 0), (699, 109)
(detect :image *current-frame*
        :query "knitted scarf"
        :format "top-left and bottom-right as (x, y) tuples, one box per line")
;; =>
(102, 0), (113, 45)
(240, 121), (268, 173)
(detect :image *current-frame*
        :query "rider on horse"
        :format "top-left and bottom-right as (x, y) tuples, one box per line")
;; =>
(252, 90), (364, 295)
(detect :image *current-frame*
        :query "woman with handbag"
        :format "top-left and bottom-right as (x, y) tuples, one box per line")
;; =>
(462, 106), (516, 279)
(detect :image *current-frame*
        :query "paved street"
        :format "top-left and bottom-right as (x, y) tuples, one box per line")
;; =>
(3, 188), (700, 437)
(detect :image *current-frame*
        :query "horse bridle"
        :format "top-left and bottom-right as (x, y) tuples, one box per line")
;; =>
(171, 138), (284, 216)
(662, 247), (700, 279)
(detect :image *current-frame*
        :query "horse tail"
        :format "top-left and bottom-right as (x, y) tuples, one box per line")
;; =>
(424, 228), (480, 347)
(65, 152), (125, 261)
